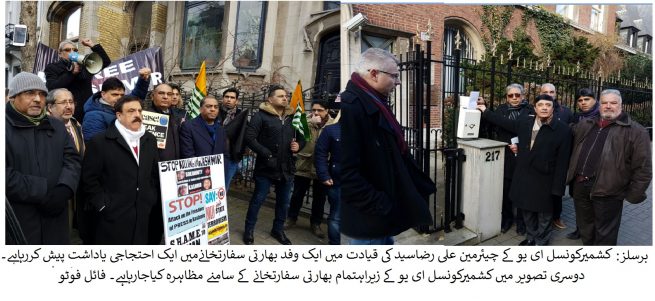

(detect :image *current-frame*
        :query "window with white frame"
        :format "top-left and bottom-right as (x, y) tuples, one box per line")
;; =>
(556, 5), (578, 22)
(590, 5), (605, 32)
(63, 7), (81, 41)
(232, 1), (267, 70)
(181, 1), (226, 70)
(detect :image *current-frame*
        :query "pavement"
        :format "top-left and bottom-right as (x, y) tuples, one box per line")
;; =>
(225, 183), (652, 246)
(70, 183), (651, 246)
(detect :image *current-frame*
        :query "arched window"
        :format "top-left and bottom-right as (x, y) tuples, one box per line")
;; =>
(131, 1), (152, 53)
(63, 7), (80, 41)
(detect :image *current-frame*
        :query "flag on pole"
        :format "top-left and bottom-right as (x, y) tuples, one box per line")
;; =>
(290, 80), (311, 141)
(187, 61), (207, 119)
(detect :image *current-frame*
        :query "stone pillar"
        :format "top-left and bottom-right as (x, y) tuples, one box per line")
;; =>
(458, 138), (506, 243)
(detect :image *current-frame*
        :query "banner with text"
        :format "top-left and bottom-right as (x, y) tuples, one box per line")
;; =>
(158, 155), (229, 245)
(32, 43), (164, 94)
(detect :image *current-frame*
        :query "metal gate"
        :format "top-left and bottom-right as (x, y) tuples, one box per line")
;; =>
(393, 42), (466, 233)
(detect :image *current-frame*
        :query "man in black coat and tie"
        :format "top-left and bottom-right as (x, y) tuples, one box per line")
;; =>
(81, 95), (160, 244)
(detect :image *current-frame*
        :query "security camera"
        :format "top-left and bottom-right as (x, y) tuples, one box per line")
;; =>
(345, 13), (368, 32)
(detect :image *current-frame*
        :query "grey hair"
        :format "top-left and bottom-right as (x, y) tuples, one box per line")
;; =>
(541, 83), (556, 92)
(600, 89), (622, 104)
(354, 48), (399, 76)
(58, 40), (75, 51)
(506, 83), (524, 95)
(46, 88), (72, 105)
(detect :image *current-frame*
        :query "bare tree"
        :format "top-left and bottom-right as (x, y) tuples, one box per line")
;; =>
(19, 1), (38, 72)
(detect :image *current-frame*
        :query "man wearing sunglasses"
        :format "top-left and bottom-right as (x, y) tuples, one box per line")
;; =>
(45, 38), (111, 123)
(479, 84), (535, 236)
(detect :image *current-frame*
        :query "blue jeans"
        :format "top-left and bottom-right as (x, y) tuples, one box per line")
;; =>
(224, 160), (239, 192)
(349, 236), (394, 245)
(326, 186), (341, 245)
(245, 175), (293, 233)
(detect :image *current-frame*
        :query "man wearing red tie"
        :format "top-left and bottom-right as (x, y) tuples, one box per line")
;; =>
(80, 95), (160, 244)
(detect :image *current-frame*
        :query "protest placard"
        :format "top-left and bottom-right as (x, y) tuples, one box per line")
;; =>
(158, 154), (229, 245)
(142, 111), (169, 149)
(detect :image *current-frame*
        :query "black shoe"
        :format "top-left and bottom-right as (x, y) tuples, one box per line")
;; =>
(270, 230), (292, 245)
(519, 239), (535, 246)
(501, 222), (512, 234)
(516, 224), (526, 236)
(566, 229), (580, 240)
(243, 230), (254, 245)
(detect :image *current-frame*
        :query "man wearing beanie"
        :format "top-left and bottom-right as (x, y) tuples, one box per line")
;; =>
(5, 72), (81, 245)
(478, 94), (571, 246)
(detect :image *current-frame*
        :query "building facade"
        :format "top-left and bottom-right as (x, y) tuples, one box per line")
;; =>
(28, 1), (340, 99)
(340, 4), (624, 130)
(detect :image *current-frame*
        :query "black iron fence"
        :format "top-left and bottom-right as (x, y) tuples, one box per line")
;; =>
(390, 40), (652, 234)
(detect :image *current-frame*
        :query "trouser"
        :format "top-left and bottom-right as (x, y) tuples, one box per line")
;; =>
(502, 178), (525, 227)
(522, 209), (553, 245)
(287, 176), (328, 226)
(326, 185), (341, 245)
(148, 199), (164, 245)
(224, 160), (240, 192)
(552, 194), (563, 220)
(245, 175), (293, 233)
(571, 182), (623, 246)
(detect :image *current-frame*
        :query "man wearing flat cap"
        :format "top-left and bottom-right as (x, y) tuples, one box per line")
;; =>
(478, 94), (571, 246)
(5, 72), (81, 245)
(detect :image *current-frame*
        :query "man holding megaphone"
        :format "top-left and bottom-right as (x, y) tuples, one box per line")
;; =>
(45, 38), (111, 123)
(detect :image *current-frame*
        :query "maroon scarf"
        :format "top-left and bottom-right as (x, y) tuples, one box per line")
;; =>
(351, 72), (408, 155)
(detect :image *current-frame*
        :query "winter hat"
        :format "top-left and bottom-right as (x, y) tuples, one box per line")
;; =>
(8, 72), (48, 98)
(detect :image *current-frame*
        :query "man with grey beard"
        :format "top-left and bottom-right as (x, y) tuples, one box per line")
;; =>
(566, 89), (652, 246)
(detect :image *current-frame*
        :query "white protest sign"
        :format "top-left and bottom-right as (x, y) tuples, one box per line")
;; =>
(142, 111), (169, 149)
(158, 154), (229, 245)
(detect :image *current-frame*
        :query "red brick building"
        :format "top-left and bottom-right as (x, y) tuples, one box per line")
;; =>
(341, 4), (620, 129)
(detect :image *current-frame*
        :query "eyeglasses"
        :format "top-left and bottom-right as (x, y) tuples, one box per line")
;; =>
(157, 91), (174, 96)
(61, 48), (78, 52)
(54, 100), (75, 106)
(507, 93), (521, 98)
(369, 69), (400, 80)
(20, 90), (47, 98)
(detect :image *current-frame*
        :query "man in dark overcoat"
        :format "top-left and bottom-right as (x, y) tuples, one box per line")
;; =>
(81, 95), (160, 244)
(340, 48), (435, 245)
(179, 95), (228, 168)
(478, 94), (572, 246)
(44, 38), (111, 122)
(485, 84), (535, 235)
(6, 72), (81, 245)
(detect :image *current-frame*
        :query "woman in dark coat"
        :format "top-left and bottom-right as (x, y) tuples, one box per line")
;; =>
(478, 94), (571, 246)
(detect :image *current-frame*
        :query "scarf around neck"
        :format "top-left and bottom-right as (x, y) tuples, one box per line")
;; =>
(222, 105), (238, 126)
(574, 102), (600, 122)
(10, 101), (47, 125)
(115, 119), (146, 163)
(351, 72), (408, 155)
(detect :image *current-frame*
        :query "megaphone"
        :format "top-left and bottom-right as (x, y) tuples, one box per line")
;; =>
(68, 52), (103, 74)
